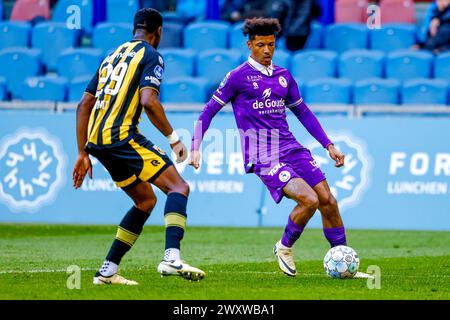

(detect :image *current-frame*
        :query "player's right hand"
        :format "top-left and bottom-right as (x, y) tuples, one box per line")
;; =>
(171, 140), (188, 163)
(189, 150), (201, 169)
(72, 152), (92, 189)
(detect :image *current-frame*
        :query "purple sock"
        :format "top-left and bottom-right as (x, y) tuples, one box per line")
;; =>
(323, 226), (347, 247)
(281, 217), (305, 247)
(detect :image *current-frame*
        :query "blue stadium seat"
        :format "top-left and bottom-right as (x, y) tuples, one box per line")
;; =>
(401, 78), (448, 105)
(52, 0), (94, 34)
(291, 50), (337, 83)
(434, 52), (450, 81)
(272, 49), (291, 69)
(184, 21), (230, 51)
(338, 50), (385, 81)
(159, 22), (183, 48)
(19, 76), (68, 101)
(196, 49), (242, 85)
(57, 48), (102, 79)
(324, 23), (368, 53)
(353, 78), (400, 105)
(31, 22), (80, 71)
(304, 22), (324, 49)
(161, 77), (209, 103)
(0, 77), (6, 100)
(161, 11), (189, 25)
(0, 48), (41, 98)
(159, 48), (195, 79)
(304, 78), (352, 104)
(106, 0), (139, 23)
(230, 22), (247, 52)
(386, 50), (434, 81)
(0, 22), (31, 49)
(92, 23), (133, 56)
(68, 76), (91, 102)
(369, 23), (416, 52)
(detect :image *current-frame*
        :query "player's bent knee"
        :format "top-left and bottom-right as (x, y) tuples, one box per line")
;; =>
(302, 193), (320, 211)
(136, 196), (157, 213)
(169, 181), (190, 197)
(321, 192), (338, 209)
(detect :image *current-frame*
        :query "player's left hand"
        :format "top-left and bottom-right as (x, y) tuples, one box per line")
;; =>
(327, 144), (345, 167)
(171, 140), (188, 163)
(72, 152), (92, 189)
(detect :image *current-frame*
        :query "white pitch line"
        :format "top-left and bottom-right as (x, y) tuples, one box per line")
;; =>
(207, 270), (450, 279)
(0, 267), (96, 275)
(0, 268), (448, 279)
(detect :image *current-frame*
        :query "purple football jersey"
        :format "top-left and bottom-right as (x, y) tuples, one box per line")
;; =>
(211, 59), (304, 170)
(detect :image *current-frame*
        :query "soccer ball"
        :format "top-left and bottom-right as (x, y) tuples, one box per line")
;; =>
(323, 245), (360, 279)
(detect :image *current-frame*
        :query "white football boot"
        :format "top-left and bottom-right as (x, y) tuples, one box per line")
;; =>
(93, 272), (138, 285)
(273, 241), (297, 277)
(157, 260), (205, 281)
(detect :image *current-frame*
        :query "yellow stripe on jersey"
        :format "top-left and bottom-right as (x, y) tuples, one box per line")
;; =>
(119, 89), (140, 141)
(128, 138), (165, 181)
(102, 46), (146, 145)
(87, 42), (140, 145)
(164, 213), (187, 230)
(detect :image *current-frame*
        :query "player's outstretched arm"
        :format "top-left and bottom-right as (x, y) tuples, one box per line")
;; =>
(73, 93), (95, 189)
(189, 98), (223, 169)
(141, 88), (187, 163)
(290, 101), (345, 167)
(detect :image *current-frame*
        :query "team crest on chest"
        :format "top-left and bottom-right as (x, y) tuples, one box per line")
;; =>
(279, 76), (287, 88)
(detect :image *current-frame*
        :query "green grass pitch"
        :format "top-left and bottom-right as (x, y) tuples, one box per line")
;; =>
(0, 224), (449, 300)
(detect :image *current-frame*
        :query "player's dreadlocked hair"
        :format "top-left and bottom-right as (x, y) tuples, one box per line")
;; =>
(133, 8), (163, 35)
(242, 18), (282, 40)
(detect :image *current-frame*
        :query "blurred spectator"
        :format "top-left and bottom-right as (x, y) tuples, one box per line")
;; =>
(176, 0), (207, 23)
(141, 0), (176, 11)
(283, 0), (322, 52)
(414, 0), (450, 53)
(221, 0), (278, 22)
(418, 1), (437, 44)
(10, 0), (50, 24)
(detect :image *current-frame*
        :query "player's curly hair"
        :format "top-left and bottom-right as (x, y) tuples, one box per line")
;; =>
(133, 8), (163, 35)
(242, 18), (282, 40)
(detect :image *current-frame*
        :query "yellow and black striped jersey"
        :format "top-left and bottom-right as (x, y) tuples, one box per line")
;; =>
(84, 39), (164, 147)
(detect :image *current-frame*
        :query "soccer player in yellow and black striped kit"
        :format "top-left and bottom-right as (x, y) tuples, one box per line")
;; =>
(72, 8), (205, 285)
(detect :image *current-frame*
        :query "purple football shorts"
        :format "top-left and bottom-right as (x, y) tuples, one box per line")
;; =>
(253, 147), (326, 203)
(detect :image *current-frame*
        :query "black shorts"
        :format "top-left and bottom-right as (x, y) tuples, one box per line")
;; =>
(85, 133), (173, 190)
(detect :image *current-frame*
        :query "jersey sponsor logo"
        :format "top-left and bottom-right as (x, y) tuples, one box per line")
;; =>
(151, 160), (161, 167)
(145, 76), (161, 86)
(158, 55), (164, 66)
(252, 87), (285, 110)
(115, 51), (136, 59)
(268, 162), (286, 176)
(279, 170), (291, 183)
(219, 72), (231, 89)
(310, 159), (320, 170)
(262, 88), (272, 99)
(246, 75), (263, 82)
(154, 65), (163, 79)
(0, 128), (66, 212)
(307, 133), (371, 211)
(279, 76), (287, 88)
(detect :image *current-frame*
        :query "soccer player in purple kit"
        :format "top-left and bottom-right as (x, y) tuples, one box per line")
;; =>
(189, 18), (348, 277)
